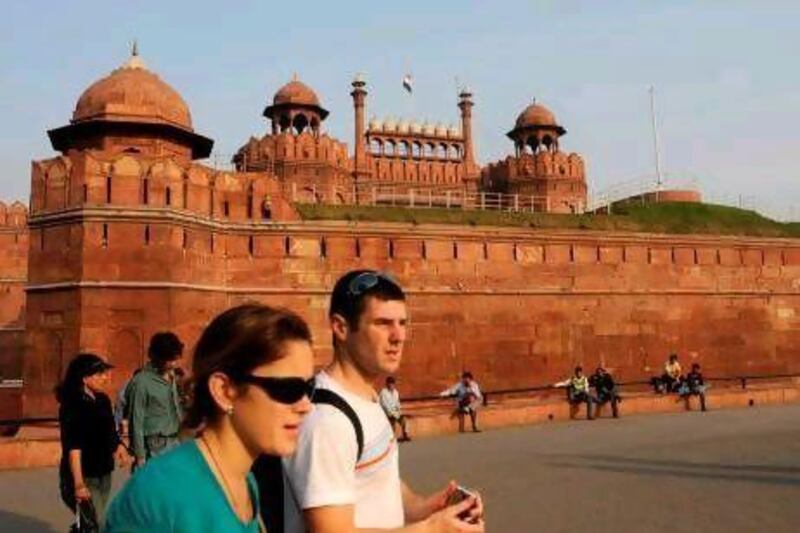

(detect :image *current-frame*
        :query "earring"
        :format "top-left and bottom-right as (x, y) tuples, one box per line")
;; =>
(225, 405), (234, 415)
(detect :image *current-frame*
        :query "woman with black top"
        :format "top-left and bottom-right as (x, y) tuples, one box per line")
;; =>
(57, 353), (130, 528)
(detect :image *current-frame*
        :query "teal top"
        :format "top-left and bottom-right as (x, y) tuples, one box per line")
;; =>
(105, 440), (261, 533)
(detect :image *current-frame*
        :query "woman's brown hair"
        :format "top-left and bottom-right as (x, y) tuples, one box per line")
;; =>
(184, 304), (312, 429)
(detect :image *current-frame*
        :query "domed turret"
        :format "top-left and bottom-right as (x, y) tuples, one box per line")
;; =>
(507, 99), (566, 154)
(48, 45), (213, 159)
(264, 75), (329, 135)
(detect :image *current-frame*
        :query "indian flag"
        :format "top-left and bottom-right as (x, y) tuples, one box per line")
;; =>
(402, 74), (413, 94)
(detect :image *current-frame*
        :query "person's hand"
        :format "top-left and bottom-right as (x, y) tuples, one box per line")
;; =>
(462, 490), (484, 524)
(429, 480), (458, 514)
(425, 496), (485, 532)
(114, 444), (131, 467)
(74, 483), (91, 502)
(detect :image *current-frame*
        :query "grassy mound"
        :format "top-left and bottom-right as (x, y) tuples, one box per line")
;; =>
(295, 202), (800, 238)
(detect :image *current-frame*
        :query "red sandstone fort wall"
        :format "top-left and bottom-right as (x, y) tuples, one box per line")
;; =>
(0, 202), (28, 380)
(20, 212), (800, 416)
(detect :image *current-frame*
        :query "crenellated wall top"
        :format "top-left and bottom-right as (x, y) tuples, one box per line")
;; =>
(0, 201), (28, 228)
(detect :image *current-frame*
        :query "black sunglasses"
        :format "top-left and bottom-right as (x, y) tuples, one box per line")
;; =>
(237, 375), (316, 405)
(347, 271), (398, 297)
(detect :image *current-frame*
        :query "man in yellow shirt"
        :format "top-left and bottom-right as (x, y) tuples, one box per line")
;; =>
(662, 353), (683, 393)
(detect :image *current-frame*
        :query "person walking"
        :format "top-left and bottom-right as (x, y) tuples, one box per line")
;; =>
(283, 270), (484, 532)
(57, 353), (129, 530)
(126, 332), (185, 467)
(105, 304), (316, 532)
(379, 376), (411, 441)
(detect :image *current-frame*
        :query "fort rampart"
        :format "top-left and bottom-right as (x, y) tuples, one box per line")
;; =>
(20, 178), (800, 415)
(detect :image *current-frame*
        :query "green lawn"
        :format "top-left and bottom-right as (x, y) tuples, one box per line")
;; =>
(295, 202), (800, 238)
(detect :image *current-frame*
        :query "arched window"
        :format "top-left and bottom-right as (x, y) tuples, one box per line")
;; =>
(385, 141), (395, 156)
(397, 141), (408, 157)
(292, 114), (309, 135)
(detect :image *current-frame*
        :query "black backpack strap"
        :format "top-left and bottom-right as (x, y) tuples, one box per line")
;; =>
(313, 388), (364, 462)
(252, 454), (284, 533)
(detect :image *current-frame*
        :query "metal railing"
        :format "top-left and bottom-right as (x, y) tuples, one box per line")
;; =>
(291, 183), (584, 214)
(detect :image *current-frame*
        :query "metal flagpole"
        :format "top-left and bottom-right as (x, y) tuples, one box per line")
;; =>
(649, 85), (663, 202)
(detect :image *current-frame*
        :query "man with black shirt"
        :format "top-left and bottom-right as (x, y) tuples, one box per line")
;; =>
(680, 363), (708, 411)
(589, 366), (621, 418)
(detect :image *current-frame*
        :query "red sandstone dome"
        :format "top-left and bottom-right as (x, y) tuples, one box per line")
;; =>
(48, 49), (213, 159)
(272, 79), (321, 107)
(72, 54), (193, 131)
(264, 76), (329, 121)
(514, 102), (558, 129)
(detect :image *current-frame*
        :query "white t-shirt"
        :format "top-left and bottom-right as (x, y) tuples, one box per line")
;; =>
(378, 387), (402, 417)
(283, 371), (404, 531)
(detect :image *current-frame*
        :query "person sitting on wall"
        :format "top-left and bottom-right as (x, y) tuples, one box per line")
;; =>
(589, 366), (621, 418)
(679, 363), (708, 411)
(379, 376), (411, 442)
(440, 371), (483, 433)
(660, 353), (683, 393)
(555, 366), (596, 420)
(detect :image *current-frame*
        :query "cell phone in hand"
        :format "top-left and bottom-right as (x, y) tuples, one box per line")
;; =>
(445, 485), (478, 521)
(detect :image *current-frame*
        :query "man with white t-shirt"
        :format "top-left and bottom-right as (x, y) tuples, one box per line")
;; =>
(283, 270), (484, 532)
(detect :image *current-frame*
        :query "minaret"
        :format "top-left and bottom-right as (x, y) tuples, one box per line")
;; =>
(458, 88), (478, 183)
(351, 73), (368, 180)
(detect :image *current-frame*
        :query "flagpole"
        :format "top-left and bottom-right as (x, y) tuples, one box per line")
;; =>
(649, 85), (663, 201)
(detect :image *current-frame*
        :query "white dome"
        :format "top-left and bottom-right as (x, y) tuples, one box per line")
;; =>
(448, 124), (460, 138)
(410, 121), (422, 134)
(422, 122), (435, 135)
(369, 118), (383, 131)
(435, 123), (447, 137)
(398, 120), (410, 133)
(384, 117), (397, 132)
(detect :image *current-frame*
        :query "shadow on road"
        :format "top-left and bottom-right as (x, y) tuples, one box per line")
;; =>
(545, 454), (800, 487)
(0, 509), (58, 532)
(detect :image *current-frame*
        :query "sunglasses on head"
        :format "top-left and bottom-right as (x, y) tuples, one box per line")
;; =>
(347, 271), (398, 298)
(236, 375), (316, 405)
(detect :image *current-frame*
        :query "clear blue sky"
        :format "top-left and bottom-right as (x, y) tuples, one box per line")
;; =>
(1, 1), (798, 217)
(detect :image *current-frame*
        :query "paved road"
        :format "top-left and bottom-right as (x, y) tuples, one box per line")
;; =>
(1, 404), (799, 532)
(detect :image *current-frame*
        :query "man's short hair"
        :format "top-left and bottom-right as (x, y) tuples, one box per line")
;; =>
(462, 371), (473, 380)
(669, 353), (678, 361)
(148, 332), (184, 365)
(386, 376), (397, 385)
(691, 363), (701, 370)
(329, 270), (405, 330)
(575, 366), (583, 373)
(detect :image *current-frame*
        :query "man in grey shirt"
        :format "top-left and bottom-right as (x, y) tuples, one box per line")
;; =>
(379, 376), (411, 441)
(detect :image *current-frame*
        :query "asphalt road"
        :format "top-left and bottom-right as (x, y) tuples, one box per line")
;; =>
(1, 404), (798, 532)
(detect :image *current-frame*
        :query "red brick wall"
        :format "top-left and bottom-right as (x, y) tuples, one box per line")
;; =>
(0, 202), (28, 383)
(20, 212), (800, 416)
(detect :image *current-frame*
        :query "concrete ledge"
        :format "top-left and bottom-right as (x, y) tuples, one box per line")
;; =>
(1, 384), (798, 470)
(405, 384), (800, 438)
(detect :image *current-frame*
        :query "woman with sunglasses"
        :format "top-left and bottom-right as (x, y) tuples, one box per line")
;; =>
(105, 304), (315, 532)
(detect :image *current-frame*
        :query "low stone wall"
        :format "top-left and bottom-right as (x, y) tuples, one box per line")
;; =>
(406, 382), (800, 437)
(2, 383), (799, 470)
